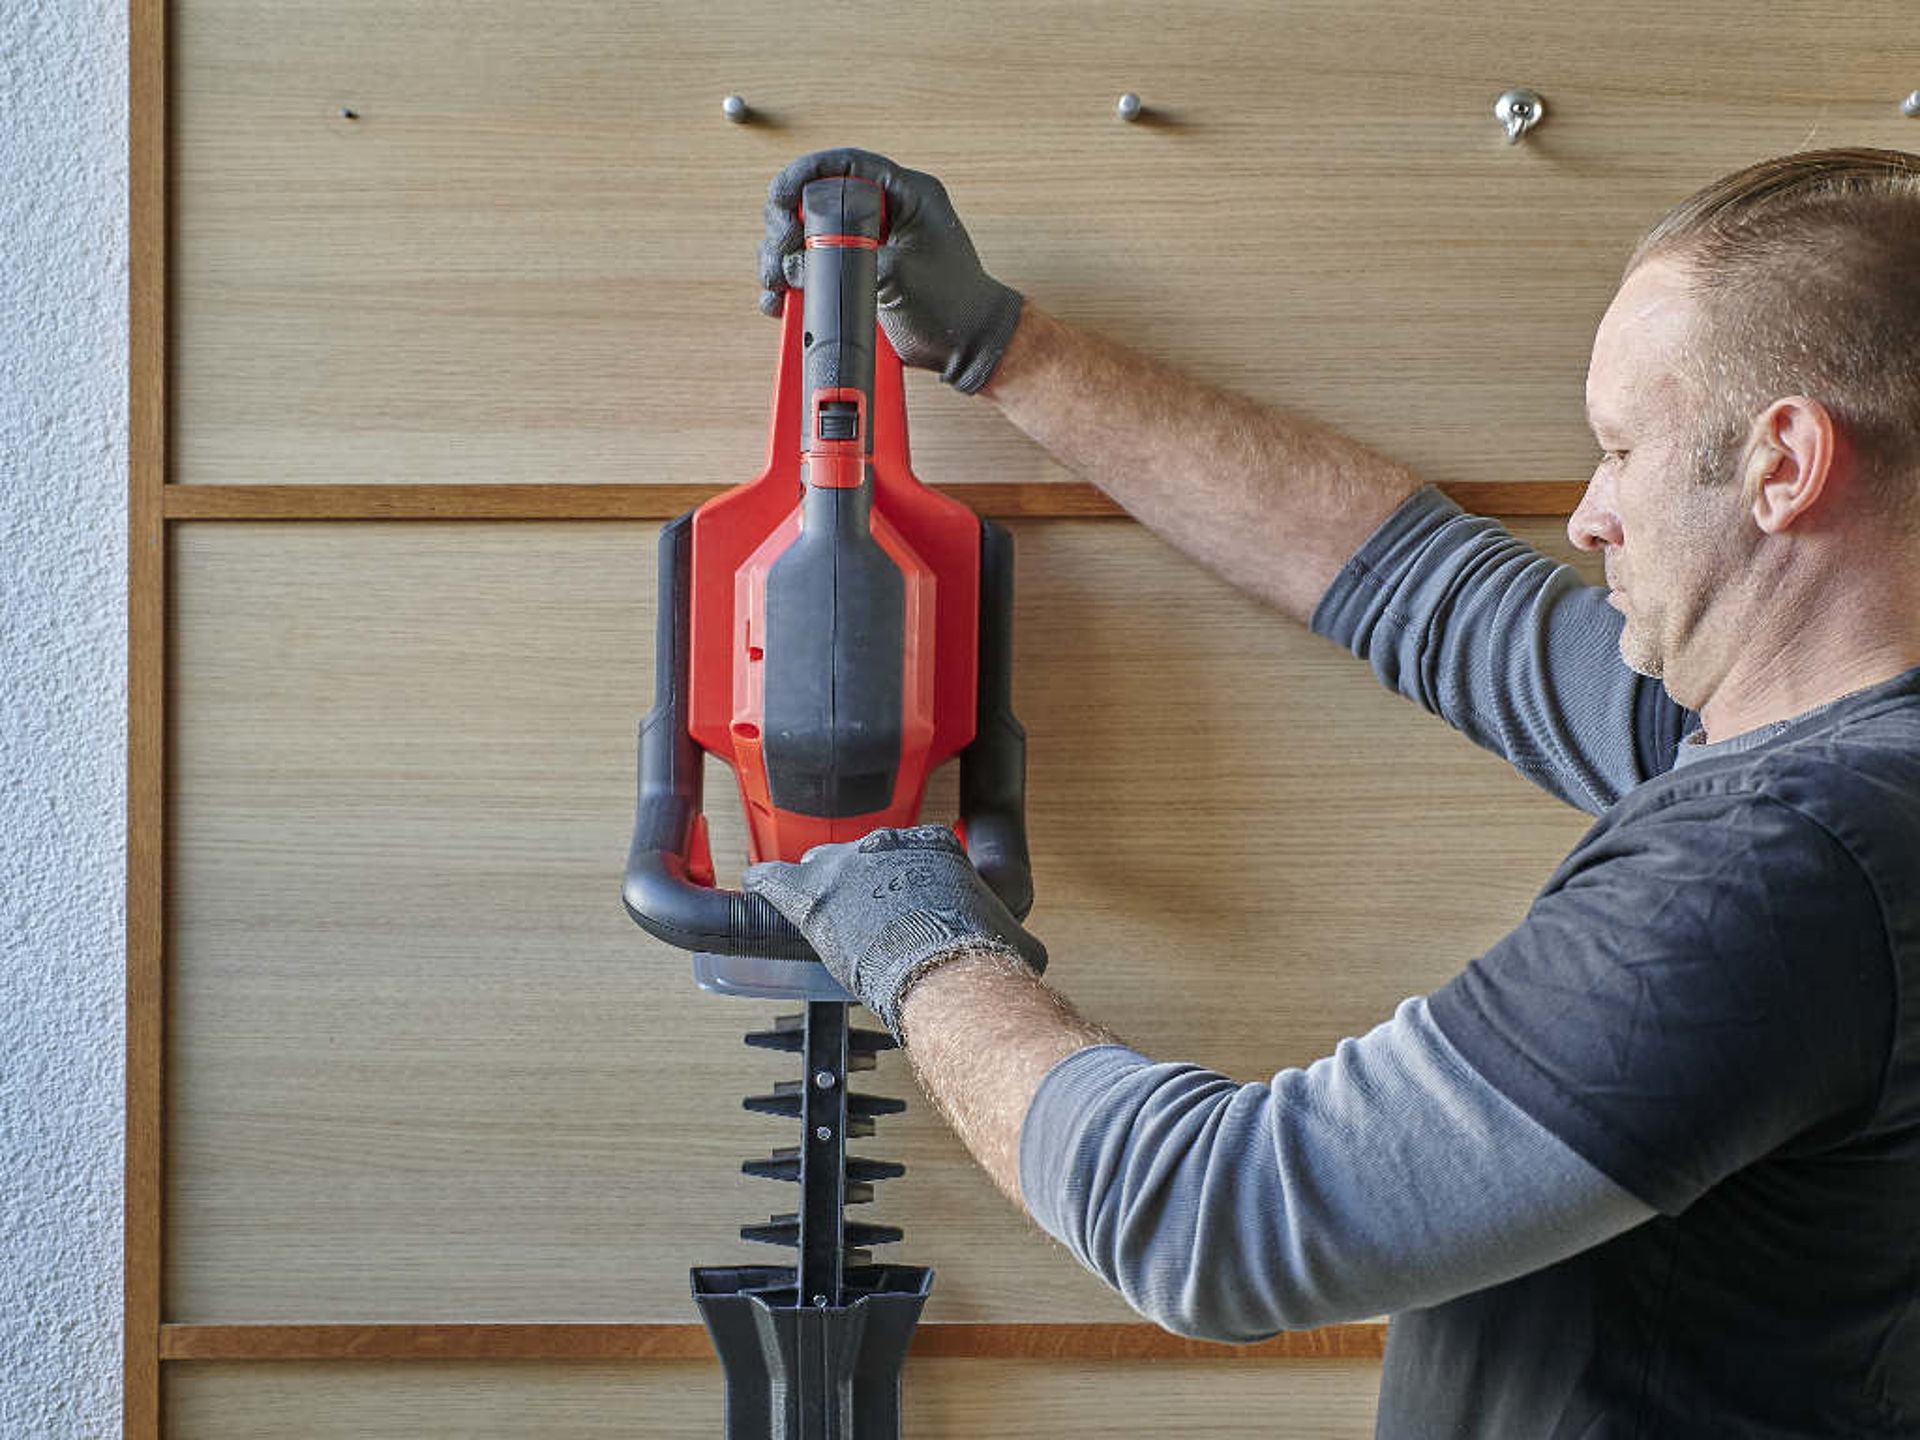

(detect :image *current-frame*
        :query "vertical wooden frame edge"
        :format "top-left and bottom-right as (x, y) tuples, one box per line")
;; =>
(126, 0), (167, 1434)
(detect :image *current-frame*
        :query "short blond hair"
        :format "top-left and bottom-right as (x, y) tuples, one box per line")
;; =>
(1627, 148), (1920, 519)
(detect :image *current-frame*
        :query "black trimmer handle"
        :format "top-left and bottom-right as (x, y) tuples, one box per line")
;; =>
(961, 519), (1036, 921)
(800, 178), (883, 479)
(624, 512), (815, 960)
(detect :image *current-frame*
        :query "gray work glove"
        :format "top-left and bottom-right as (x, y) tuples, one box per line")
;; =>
(758, 148), (1025, 394)
(742, 825), (1047, 1037)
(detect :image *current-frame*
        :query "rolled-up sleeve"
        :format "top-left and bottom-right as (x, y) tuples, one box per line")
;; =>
(1017, 997), (1653, 1342)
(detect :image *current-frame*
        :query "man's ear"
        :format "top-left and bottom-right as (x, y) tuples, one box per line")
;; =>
(1746, 395), (1836, 535)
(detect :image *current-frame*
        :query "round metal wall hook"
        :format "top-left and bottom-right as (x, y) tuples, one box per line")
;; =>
(722, 93), (750, 124)
(1902, 90), (1920, 118)
(1116, 91), (1143, 122)
(1495, 87), (1545, 143)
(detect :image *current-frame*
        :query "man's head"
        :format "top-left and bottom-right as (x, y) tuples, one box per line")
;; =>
(1570, 148), (1920, 702)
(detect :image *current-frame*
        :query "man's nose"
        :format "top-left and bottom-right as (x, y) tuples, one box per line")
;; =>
(1567, 473), (1622, 552)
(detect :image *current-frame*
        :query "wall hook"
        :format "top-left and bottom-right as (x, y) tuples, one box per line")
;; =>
(1116, 92), (1144, 123)
(723, 94), (751, 124)
(1902, 90), (1920, 118)
(1494, 87), (1545, 143)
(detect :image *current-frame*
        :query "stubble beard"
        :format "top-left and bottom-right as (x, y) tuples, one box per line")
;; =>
(1618, 405), (1748, 684)
(1617, 606), (1666, 679)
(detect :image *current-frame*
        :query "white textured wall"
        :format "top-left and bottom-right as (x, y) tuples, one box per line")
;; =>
(1, 1), (129, 1436)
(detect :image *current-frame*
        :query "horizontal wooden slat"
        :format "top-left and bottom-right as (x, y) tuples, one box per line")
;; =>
(159, 1321), (1386, 1363)
(160, 480), (1583, 520)
(161, 482), (1126, 520)
(166, 1355), (1384, 1439)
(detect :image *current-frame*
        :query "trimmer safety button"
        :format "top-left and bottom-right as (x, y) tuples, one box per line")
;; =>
(818, 402), (859, 441)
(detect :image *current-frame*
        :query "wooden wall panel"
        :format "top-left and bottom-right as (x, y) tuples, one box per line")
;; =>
(168, 517), (1601, 1324)
(144, 1), (1920, 1431)
(170, 0), (1920, 491)
(166, 1358), (1384, 1438)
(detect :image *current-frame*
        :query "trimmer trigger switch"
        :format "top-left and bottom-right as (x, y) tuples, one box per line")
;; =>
(818, 401), (859, 441)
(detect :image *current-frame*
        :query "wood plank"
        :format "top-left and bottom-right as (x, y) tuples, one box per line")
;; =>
(125, 0), (167, 1436)
(165, 1356), (1384, 1439)
(159, 1321), (1387, 1363)
(160, 482), (1127, 520)
(169, 0), (1920, 492)
(159, 480), (1583, 520)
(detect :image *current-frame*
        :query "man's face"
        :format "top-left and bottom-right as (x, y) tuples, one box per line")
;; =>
(1570, 258), (1756, 698)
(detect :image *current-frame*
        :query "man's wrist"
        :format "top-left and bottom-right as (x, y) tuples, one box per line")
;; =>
(979, 300), (1055, 402)
(893, 943), (1036, 1044)
(876, 935), (1030, 1039)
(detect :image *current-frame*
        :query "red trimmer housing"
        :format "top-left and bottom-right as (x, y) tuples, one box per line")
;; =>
(624, 176), (1033, 1000)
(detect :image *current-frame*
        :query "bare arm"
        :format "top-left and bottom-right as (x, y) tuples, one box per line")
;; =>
(984, 303), (1422, 624)
(895, 947), (1120, 1209)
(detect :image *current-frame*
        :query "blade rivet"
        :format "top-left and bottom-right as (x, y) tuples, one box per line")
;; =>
(814, 1070), (836, 1089)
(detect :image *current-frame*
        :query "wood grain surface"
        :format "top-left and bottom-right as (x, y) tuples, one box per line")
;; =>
(168, 0), (1920, 492)
(167, 517), (1603, 1326)
(158, 1321), (1387, 1362)
(144, 5), (1920, 1433)
(158, 480), (1585, 520)
(166, 1357), (1387, 1438)
(126, 0), (167, 1434)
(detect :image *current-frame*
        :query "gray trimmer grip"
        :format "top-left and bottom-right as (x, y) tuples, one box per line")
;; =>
(800, 177), (884, 458)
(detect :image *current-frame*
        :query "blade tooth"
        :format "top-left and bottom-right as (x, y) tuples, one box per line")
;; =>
(742, 1156), (801, 1183)
(844, 1221), (903, 1248)
(743, 1029), (805, 1054)
(739, 1216), (801, 1249)
(847, 1093), (907, 1118)
(848, 1029), (897, 1055)
(846, 1157), (906, 1183)
(742, 1093), (803, 1118)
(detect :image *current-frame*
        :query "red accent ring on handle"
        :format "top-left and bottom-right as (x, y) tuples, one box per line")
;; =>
(804, 235), (880, 250)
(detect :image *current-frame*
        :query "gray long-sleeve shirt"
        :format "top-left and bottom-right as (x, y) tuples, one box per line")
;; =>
(1017, 487), (1920, 1435)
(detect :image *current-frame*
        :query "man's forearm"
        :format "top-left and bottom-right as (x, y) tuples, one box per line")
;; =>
(895, 948), (1121, 1210)
(984, 304), (1422, 624)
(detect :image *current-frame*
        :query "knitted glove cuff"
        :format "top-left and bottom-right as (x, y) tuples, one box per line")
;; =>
(859, 908), (1030, 1036)
(945, 287), (1025, 394)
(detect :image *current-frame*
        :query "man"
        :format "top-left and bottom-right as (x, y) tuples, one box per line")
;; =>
(741, 147), (1920, 1435)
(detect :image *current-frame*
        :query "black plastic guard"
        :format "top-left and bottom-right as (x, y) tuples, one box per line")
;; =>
(693, 1264), (933, 1440)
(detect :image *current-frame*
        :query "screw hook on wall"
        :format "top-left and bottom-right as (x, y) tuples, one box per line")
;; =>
(1494, 88), (1545, 143)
